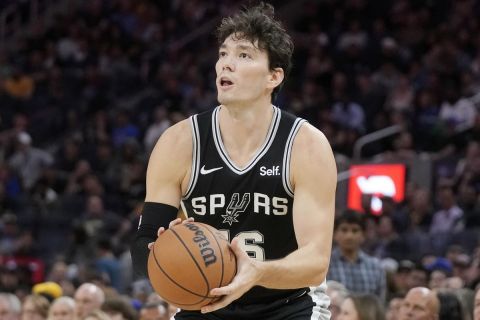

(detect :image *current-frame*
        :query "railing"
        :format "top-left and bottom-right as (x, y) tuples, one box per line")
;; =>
(352, 124), (404, 160)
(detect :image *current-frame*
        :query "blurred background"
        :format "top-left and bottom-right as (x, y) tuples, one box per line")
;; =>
(1, 0), (480, 319)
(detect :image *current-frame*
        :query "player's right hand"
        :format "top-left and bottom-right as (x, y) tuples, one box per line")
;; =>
(147, 217), (194, 250)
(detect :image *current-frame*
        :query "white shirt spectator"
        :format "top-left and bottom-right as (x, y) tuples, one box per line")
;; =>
(439, 97), (477, 132)
(429, 205), (463, 234)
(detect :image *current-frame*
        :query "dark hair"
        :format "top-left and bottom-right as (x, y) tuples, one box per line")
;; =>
(349, 294), (385, 320)
(437, 291), (463, 320)
(334, 210), (366, 231)
(216, 2), (293, 101)
(101, 297), (138, 320)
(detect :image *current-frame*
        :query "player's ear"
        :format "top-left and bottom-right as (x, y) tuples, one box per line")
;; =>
(267, 68), (284, 90)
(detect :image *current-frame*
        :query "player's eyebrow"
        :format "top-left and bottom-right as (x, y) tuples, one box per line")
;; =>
(237, 44), (255, 52)
(219, 43), (257, 53)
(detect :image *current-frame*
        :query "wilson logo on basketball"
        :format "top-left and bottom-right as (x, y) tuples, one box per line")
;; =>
(185, 222), (217, 267)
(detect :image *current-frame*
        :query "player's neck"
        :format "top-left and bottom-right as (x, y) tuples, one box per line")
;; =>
(218, 101), (275, 168)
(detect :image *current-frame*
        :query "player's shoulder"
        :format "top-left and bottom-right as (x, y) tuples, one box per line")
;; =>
(149, 118), (193, 168)
(154, 118), (192, 152)
(290, 122), (336, 181)
(293, 122), (331, 152)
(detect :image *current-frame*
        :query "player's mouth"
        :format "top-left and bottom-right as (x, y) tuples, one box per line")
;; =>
(219, 77), (234, 90)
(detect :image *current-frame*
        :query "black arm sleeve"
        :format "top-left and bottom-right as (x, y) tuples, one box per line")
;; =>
(130, 202), (178, 279)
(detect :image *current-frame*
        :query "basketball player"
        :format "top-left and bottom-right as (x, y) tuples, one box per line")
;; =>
(131, 2), (337, 319)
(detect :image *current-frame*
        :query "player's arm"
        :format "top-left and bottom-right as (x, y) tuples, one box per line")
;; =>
(255, 123), (336, 287)
(131, 119), (192, 278)
(202, 123), (336, 313)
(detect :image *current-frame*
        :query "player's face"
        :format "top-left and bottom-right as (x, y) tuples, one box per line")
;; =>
(215, 34), (277, 106)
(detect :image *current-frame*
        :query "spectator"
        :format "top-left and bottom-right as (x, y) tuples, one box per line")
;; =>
(326, 280), (349, 320)
(439, 83), (477, 133)
(143, 105), (171, 153)
(101, 297), (137, 320)
(327, 210), (386, 301)
(399, 287), (439, 320)
(48, 296), (75, 320)
(0, 293), (21, 320)
(94, 239), (122, 293)
(8, 132), (53, 191)
(82, 309), (111, 320)
(429, 270), (448, 290)
(430, 186), (464, 234)
(111, 110), (140, 149)
(21, 294), (50, 320)
(437, 291), (463, 320)
(405, 264), (429, 292)
(452, 288), (474, 320)
(386, 295), (403, 320)
(139, 301), (169, 320)
(74, 283), (105, 319)
(337, 294), (385, 320)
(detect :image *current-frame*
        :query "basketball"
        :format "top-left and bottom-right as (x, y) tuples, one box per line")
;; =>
(147, 221), (237, 310)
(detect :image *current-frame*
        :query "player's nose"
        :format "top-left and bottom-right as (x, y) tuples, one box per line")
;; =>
(221, 57), (235, 72)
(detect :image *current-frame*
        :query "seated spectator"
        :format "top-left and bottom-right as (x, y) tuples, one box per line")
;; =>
(326, 280), (349, 320)
(101, 297), (137, 320)
(8, 132), (53, 191)
(21, 294), (50, 320)
(82, 309), (111, 320)
(139, 301), (169, 320)
(437, 290), (463, 320)
(452, 288), (474, 320)
(0, 293), (21, 320)
(430, 186), (464, 234)
(337, 293), (385, 320)
(48, 296), (75, 320)
(399, 287), (439, 320)
(429, 270), (448, 290)
(386, 295), (403, 320)
(74, 283), (105, 319)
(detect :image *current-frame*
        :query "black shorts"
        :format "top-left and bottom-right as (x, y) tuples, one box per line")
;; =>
(174, 290), (330, 320)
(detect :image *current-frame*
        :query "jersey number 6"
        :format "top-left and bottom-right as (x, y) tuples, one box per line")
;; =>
(219, 230), (265, 261)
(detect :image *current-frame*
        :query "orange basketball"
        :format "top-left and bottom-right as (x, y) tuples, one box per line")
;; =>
(147, 222), (237, 310)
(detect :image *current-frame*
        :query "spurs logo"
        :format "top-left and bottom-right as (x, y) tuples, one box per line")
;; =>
(221, 193), (250, 226)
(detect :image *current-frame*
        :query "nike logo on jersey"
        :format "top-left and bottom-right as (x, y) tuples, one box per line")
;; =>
(200, 165), (223, 175)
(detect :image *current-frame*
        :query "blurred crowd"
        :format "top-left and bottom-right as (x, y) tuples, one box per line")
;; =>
(1, 0), (480, 319)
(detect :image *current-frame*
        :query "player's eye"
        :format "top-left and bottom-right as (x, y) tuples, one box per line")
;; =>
(219, 51), (227, 57)
(239, 52), (250, 58)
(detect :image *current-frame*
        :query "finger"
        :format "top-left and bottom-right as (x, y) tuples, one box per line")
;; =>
(147, 242), (154, 250)
(169, 218), (181, 228)
(201, 293), (239, 314)
(156, 227), (165, 237)
(209, 284), (234, 296)
(181, 217), (194, 224)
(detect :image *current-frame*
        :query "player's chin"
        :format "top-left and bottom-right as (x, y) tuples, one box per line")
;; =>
(217, 94), (234, 105)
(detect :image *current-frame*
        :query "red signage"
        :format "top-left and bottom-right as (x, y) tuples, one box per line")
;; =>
(347, 164), (406, 215)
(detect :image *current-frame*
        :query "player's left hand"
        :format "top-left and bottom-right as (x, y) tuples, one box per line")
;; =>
(200, 237), (263, 313)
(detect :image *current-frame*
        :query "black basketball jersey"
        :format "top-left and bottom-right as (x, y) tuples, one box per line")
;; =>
(181, 105), (308, 305)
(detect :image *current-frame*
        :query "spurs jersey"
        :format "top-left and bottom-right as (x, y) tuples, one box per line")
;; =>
(181, 106), (325, 305)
